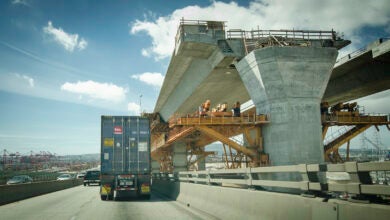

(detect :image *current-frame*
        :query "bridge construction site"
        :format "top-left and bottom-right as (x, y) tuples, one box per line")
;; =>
(146, 19), (390, 219)
(1, 18), (390, 220)
(148, 19), (390, 172)
(150, 100), (389, 171)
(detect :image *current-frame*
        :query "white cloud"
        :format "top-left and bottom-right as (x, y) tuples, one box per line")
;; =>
(130, 0), (390, 60)
(11, 0), (30, 7)
(61, 80), (126, 102)
(128, 102), (141, 114)
(353, 89), (390, 113)
(131, 72), (164, 87)
(141, 48), (151, 57)
(43, 21), (88, 52)
(0, 73), (131, 111)
(0, 40), (93, 78)
(78, 38), (88, 50)
(15, 73), (34, 88)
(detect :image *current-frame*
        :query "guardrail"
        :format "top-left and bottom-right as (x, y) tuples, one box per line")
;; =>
(168, 113), (269, 128)
(227, 29), (336, 41)
(0, 179), (83, 205)
(0, 171), (63, 185)
(335, 46), (367, 66)
(335, 37), (390, 66)
(321, 113), (389, 125)
(153, 161), (390, 201)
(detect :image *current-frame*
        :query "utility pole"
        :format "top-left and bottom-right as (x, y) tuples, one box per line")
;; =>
(139, 94), (142, 116)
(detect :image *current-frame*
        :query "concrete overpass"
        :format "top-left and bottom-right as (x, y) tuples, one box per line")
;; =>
(324, 38), (390, 104)
(154, 21), (389, 121)
(151, 19), (390, 171)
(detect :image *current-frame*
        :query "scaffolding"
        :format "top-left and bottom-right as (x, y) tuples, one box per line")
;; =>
(150, 112), (270, 171)
(321, 108), (390, 163)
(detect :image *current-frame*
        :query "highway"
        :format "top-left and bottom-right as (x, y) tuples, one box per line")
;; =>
(0, 186), (217, 220)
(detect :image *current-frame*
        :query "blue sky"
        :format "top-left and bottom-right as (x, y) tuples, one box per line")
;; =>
(0, 0), (389, 155)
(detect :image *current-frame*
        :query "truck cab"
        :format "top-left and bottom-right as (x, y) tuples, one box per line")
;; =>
(83, 170), (100, 186)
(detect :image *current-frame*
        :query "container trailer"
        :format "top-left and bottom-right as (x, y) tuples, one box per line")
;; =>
(100, 116), (151, 200)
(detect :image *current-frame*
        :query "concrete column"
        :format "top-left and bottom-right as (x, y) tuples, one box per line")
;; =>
(151, 160), (160, 173)
(236, 47), (338, 165)
(197, 159), (206, 171)
(172, 142), (188, 172)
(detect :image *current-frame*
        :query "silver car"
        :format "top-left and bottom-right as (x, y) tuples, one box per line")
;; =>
(6, 175), (33, 185)
(57, 174), (73, 181)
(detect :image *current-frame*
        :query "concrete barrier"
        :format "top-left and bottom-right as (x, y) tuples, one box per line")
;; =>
(152, 179), (180, 199)
(153, 180), (390, 220)
(0, 179), (83, 205)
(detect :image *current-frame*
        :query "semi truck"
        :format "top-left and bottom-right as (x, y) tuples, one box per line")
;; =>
(100, 116), (151, 200)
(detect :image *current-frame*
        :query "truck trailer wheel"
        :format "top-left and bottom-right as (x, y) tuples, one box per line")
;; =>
(100, 195), (107, 201)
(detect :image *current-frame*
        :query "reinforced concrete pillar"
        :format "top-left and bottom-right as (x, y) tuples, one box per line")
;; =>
(237, 47), (338, 165)
(151, 160), (160, 173)
(197, 159), (206, 170)
(172, 142), (188, 172)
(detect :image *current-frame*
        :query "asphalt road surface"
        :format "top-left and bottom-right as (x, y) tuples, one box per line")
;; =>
(0, 185), (217, 220)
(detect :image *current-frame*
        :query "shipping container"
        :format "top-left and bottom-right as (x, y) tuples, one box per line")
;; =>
(100, 116), (151, 200)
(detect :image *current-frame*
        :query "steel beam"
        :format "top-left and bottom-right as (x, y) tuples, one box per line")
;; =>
(195, 125), (257, 158)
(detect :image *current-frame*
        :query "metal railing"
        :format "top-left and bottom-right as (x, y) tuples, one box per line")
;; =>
(335, 37), (390, 66)
(323, 126), (351, 146)
(0, 171), (64, 185)
(335, 46), (368, 66)
(175, 19), (226, 50)
(321, 113), (389, 126)
(153, 161), (390, 199)
(168, 113), (270, 128)
(227, 29), (336, 41)
(174, 19), (342, 55)
(226, 29), (340, 54)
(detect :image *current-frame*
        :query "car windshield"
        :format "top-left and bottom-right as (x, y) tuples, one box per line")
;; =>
(59, 174), (70, 178)
(10, 176), (23, 180)
(87, 171), (99, 177)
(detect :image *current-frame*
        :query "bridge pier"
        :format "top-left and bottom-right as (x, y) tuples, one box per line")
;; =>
(236, 47), (338, 165)
(197, 159), (206, 170)
(173, 142), (188, 172)
(151, 160), (160, 173)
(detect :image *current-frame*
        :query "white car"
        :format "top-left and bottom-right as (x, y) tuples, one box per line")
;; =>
(57, 174), (73, 181)
(76, 172), (86, 179)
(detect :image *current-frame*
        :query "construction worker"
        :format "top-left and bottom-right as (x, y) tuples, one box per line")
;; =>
(203, 100), (211, 112)
(233, 101), (240, 117)
(220, 102), (227, 112)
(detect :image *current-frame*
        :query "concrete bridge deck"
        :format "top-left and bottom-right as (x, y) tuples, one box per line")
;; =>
(154, 20), (389, 121)
(324, 38), (390, 104)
